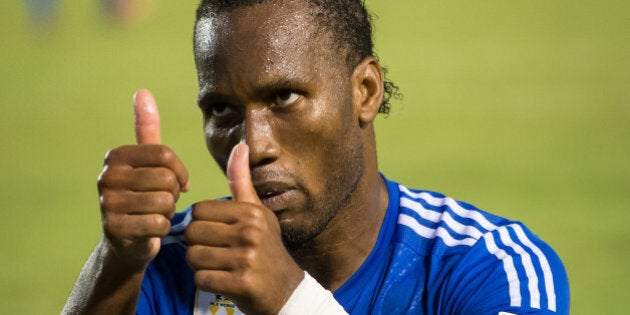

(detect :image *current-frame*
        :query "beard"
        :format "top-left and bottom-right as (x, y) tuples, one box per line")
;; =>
(280, 138), (364, 253)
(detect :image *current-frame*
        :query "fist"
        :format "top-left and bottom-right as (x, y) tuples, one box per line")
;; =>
(185, 143), (304, 315)
(98, 89), (189, 266)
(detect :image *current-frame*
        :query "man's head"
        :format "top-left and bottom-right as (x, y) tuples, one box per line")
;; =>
(194, 0), (396, 114)
(192, 0), (391, 249)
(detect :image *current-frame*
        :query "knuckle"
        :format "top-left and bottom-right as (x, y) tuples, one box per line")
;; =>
(101, 212), (123, 235)
(154, 191), (175, 209)
(193, 271), (213, 291)
(185, 246), (197, 266)
(160, 170), (178, 187)
(233, 270), (254, 292)
(97, 164), (130, 192)
(238, 225), (262, 246)
(103, 149), (115, 165)
(190, 203), (210, 220)
(96, 165), (115, 190)
(184, 222), (199, 244)
(103, 146), (129, 165)
(240, 206), (265, 226)
(236, 248), (257, 268)
(99, 190), (119, 212)
(190, 205), (201, 220)
(154, 215), (171, 234)
(155, 146), (175, 164)
(187, 246), (209, 270)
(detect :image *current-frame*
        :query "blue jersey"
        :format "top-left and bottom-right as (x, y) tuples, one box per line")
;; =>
(137, 177), (570, 314)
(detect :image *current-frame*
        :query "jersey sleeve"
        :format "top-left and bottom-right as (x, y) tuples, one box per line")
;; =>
(439, 222), (570, 314)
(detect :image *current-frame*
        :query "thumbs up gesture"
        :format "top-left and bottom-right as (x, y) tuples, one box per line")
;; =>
(97, 89), (189, 265)
(185, 143), (305, 315)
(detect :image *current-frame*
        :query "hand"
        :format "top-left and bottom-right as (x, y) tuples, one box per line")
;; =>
(97, 89), (189, 267)
(185, 143), (304, 315)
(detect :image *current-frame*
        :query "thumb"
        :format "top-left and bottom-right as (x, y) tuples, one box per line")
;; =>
(133, 89), (161, 144)
(227, 143), (261, 204)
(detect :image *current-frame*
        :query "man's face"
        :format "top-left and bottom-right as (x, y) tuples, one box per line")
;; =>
(194, 1), (365, 249)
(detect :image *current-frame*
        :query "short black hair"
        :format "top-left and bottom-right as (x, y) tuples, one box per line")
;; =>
(195, 0), (399, 114)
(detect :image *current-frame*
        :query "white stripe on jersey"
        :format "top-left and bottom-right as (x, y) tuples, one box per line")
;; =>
(170, 211), (193, 234)
(162, 234), (187, 247)
(401, 197), (485, 239)
(162, 211), (193, 247)
(483, 232), (522, 307)
(399, 186), (499, 231)
(398, 185), (557, 311)
(498, 226), (541, 309)
(510, 224), (557, 311)
(398, 214), (478, 247)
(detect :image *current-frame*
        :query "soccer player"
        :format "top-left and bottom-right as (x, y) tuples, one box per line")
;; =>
(63, 0), (570, 314)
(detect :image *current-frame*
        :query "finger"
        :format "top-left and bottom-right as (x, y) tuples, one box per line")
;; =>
(103, 213), (172, 239)
(99, 166), (179, 194)
(134, 89), (161, 145)
(193, 270), (237, 294)
(190, 200), (241, 223)
(227, 143), (260, 204)
(129, 167), (181, 197)
(185, 220), (238, 247)
(186, 246), (234, 271)
(104, 145), (190, 192)
(101, 190), (176, 217)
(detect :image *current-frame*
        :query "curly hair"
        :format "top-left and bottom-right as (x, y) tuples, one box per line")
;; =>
(195, 0), (399, 114)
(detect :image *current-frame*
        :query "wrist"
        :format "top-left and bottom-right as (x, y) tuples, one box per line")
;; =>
(100, 236), (152, 275)
(278, 272), (348, 315)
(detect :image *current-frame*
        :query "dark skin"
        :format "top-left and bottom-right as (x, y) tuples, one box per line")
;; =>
(63, 1), (387, 314)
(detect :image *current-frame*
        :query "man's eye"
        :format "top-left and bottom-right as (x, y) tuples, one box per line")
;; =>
(274, 90), (301, 107)
(211, 103), (235, 118)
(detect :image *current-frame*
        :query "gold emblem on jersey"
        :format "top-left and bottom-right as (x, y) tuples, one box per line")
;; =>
(195, 290), (243, 315)
(209, 295), (236, 315)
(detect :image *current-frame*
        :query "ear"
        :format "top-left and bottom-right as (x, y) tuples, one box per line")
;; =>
(351, 56), (384, 127)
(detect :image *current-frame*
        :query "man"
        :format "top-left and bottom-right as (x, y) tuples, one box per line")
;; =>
(63, 0), (570, 314)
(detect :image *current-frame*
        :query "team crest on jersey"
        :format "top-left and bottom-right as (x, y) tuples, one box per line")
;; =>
(194, 290), (244, 315)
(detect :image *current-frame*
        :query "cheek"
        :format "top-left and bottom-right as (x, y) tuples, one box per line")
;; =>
(204, 123), (241, 169)
(279, 98), (358, 182)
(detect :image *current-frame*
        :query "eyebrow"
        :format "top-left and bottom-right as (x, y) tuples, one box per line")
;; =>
(253, 76), (313, 97)
(197, 91), (230, 108)
(198, 75), (315, 107)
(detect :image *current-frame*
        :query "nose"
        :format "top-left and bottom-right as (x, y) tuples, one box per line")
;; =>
(242, 107), (281, 167)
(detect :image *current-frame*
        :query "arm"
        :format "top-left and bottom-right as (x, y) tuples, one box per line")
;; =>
(63, 90), (189, 314)
(62, 237), (147, 315)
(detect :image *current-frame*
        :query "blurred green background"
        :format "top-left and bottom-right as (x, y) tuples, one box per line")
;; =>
(1, 0), (628, 313)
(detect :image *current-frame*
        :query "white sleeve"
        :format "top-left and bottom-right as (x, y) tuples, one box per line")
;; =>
(278, 271), (348, 315)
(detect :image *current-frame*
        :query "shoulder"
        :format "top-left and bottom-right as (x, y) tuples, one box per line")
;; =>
(393, 184), (512, 255)
(389, 182), (570, 314)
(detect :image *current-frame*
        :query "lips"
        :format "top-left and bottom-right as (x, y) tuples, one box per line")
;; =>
(254, 181), (297, 212)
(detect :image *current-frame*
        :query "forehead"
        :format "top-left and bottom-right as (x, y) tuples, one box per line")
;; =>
(194, 1), (333, 90)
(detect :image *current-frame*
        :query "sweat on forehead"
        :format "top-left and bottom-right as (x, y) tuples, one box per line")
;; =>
(195, 0), (374, 68)
(193, 1), (326, 77)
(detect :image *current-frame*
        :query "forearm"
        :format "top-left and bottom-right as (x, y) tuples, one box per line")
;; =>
(62, 236), (147, 315)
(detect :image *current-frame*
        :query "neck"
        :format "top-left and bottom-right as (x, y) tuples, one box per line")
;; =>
(291, 129), (389, 291)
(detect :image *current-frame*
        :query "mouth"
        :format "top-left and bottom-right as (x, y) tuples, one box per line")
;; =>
(255, 181), (297, 212)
